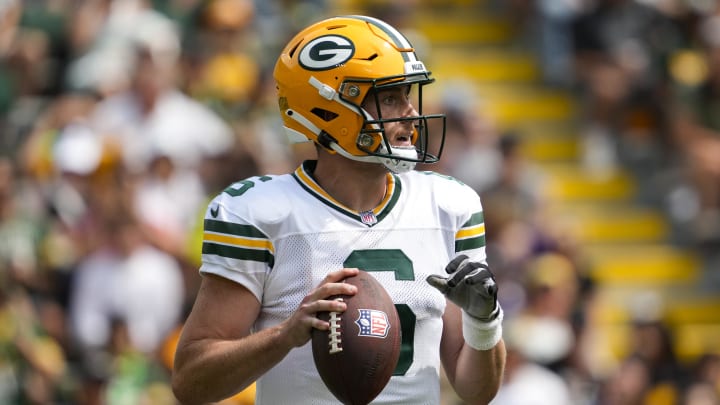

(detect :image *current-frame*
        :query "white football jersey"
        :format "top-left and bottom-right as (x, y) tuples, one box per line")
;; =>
(200, 161), (488, 405)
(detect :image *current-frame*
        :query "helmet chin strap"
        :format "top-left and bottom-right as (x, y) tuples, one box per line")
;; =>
(375, 144), (418, 173)
(329, 142), (417, 173)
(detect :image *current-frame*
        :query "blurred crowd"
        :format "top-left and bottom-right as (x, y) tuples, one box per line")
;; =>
(0, 0), (719, 404)
(522, 0), (720, 255)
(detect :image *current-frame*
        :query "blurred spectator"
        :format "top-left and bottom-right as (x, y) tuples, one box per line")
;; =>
(481, 133), (546, 229)
(612, 91), (671, 200)
(0, 153), (74, 402)
(68, 208), (184, 355)
(431, 81), (503, 194)
(68, 4), (238, 262)
(571, 0), (684, 178)
(506, 253), (579, 367)
(0, 0), (21, 120)
(0, 288), (71, 404)
(683, 382), (720, 405)
(631, 320), (683, 387)
(131, 152), (206, 259)
(667, 11), (720, 247)
(535, 0), (589, 87)
(66, 0), (177, 97)
(102, 317), (176, 405)
(84, 7), (234, 175)
(252, 0), (329, 66)
(183, 0), (259, 113)
(491, 314), (573, 405)
(597, 301), (685, 405)
(682, 354), (720, 405)
(19, 92), (101, 185)
(0, 0), (19, 56)
(0, 157), (45, 293)
(480, 133), (555, 283)
(0, 0), (59, 155)
(597, 354), (655, 405)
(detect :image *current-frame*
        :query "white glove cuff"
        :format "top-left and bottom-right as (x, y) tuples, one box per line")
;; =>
(462, 306), (504, 351)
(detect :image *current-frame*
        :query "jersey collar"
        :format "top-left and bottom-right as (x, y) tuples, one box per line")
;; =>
(292, 160), (401, 227)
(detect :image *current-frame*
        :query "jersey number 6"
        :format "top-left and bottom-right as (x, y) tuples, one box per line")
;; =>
(344, 249), (415, 376)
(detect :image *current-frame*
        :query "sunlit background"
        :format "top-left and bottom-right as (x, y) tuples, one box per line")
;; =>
(1, 0), (720, 404)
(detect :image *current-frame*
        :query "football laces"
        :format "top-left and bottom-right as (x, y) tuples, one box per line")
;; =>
(328, 298), (344, 354)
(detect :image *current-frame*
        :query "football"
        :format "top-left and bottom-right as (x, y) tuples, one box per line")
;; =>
(311, 270), (401, 405)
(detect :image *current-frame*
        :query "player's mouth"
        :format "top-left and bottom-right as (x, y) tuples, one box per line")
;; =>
(392, 132), (413, 147)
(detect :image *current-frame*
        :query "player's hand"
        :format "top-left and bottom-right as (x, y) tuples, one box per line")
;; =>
(426, 255), (499, 322)
(283, 268), (359, 348)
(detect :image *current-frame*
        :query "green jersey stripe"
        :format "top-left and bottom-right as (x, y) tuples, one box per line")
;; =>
(461, 211), (485, 228)
(205, 219), (267, 239)
(203, 242), (275, 267)
(455, 235), (486, 252)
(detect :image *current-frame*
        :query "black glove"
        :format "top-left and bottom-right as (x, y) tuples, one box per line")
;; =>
(427, 255), (500, 322)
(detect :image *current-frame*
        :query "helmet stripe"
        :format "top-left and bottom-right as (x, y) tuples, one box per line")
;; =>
(345, 15), (417, 63)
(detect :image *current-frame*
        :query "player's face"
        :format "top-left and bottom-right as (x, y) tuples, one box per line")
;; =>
(361, 85), (418, 147)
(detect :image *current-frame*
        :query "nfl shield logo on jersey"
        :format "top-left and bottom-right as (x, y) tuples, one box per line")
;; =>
(355, 309), (390, 338)
(359, 210), (378, 226)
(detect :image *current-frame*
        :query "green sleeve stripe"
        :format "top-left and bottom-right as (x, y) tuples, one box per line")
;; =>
(202, 242), (275, 267)
(461, 211), (484, 228)
(204, 219), (267, 239)
(455, 235), (486, 252)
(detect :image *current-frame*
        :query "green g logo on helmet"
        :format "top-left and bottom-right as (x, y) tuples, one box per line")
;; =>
(299, 35), (355, 71)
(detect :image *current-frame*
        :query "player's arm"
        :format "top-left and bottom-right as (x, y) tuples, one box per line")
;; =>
(440, 301), (506, 404)
(171, 269), (359, 404)
(430, 256), (506, 404)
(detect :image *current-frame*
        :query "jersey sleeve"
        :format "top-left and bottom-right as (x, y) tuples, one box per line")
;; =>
(430, 172), (488, 264)
(454, 204), (486, 262)
(198, 178), (280, 302)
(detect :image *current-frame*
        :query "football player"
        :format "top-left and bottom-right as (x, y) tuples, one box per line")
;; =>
(172, 15), (506, 404)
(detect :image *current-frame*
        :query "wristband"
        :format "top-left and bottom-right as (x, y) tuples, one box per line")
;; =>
(462, 306), (504, 351)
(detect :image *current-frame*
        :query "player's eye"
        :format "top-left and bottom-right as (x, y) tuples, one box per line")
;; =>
(381, 88), (410, 106)
(381, 94), (397, 106)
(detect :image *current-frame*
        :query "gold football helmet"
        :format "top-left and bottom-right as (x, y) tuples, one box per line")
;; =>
(273, 15), (446, 172)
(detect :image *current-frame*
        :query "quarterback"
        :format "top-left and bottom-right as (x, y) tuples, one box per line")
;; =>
(172, 15), (506, 405)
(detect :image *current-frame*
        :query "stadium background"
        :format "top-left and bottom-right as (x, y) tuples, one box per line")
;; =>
(1, 0), (720, 404)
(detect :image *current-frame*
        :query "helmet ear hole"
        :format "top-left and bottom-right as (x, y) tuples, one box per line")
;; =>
(311, 108), (339, 122)
(287, 40), (302, 58)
